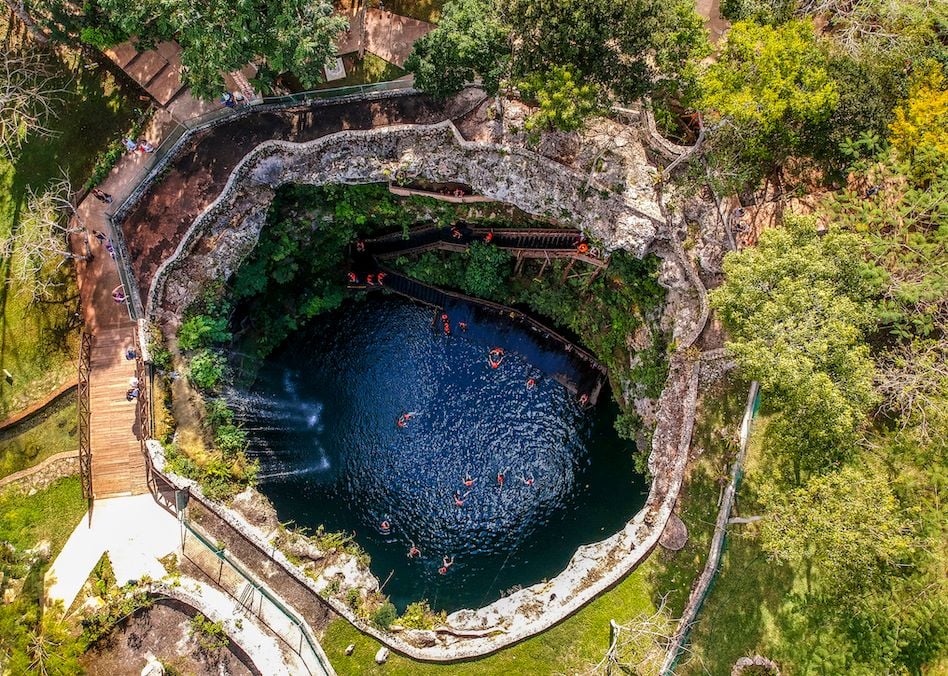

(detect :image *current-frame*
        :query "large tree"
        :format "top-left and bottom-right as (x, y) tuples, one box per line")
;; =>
(94, 0), (347, 97)
(699, 19), (838, 188)
(710, 216), (878, 480)
(404, 0), (511, 100)
(0, 46), (66, 159)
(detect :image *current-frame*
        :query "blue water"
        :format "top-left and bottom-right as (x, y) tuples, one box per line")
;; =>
(234, 295), (646, 612)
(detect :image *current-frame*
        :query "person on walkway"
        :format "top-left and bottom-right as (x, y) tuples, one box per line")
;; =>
(112, 286), (126, 303)
(138, 140), (155, 153)
(451, 226), (463, 240)
(122, 137), (138, 152)
(407, 542), (420, 558)
(129, 376), (140, 388)
(92, 229), (107, 242)
(221, 91), (236, 108)
(91, 188), (113, 204)
(439, 555), (454, 574)
(125, 348), (137, 360)
(377, 272), (386, 285)
(105, 240), (115, 259)
(484, 231), (494, 243)
(125, 387), (139, 401)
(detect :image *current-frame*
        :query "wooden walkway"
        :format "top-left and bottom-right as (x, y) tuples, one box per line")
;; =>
(89, 327), (147, 497)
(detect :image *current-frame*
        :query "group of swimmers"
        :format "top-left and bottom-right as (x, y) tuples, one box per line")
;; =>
(377, 467), (537, 575)
(347, 271), (387, 286)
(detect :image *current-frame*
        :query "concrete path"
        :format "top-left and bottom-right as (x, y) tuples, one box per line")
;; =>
(45, 494), (179, 611)
(336, 8), (434, 66)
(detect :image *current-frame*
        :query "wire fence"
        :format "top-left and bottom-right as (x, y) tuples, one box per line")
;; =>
(660, 381), (761, 675)
(179, 511), (333, 676)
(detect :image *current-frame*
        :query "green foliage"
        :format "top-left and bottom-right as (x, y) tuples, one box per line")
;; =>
(889, 63), (948, 186)
(518, 66), (601, 133)
(504, 0), (687, 102)
(178, 314), (232, 351)
(398, 601), (443, 629)
(345, 588), (362, 610)
(700, 20), (838, 188)
(164, 443), (256, 502)
(188, 350), (225, 391)
(371, 602), (398, 629)
(189, 613), (229, 653)
(81, 586), (154, 646)
(710, 216), (878, 481)
(213, 423), (248, 458)
(760, 465), (913, 598)
(92, 0), (347, 98)
(83, 113), (147, 191)
(405, 0), (511, 99)
(820, 157), (947, 339)
(461, 242), (512, 299)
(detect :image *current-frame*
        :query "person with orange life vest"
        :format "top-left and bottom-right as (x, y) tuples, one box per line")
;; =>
(454, 490), (470, 507)
(377, 272), (386, 285)
(407, 543), (420, 558)
(526, 377), (536, 390)
(347, 272), (358, 284)
(520, 474), (535, 487)
(485, 231), (494, 243)
(579, 393), (589, 406)
(439, 555), (454, 574)
(366, 274), (375, 286)
(380, 520), (391, 533)
(463, 473), (475, 487)
(488, 347), (504, 369)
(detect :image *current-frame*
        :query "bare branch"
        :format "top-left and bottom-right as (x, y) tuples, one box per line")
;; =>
(0, 45), (70, 160)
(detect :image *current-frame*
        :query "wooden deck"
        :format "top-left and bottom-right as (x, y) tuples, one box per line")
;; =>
(89, 327), (148, 497)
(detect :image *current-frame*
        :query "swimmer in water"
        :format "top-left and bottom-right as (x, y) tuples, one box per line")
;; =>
(520, 474), (535, 487)
(579, 393), (589, 406)
(458, 321), (468, 331)
(454, 490), (470, 507)
(497, 467), (508, 487)
(463, 472), (475, 487)
(380, 520), (391, 532)
(439, 556), (455, 574)
(407, 543), (420, 558)
(526, 377), (536, 389)
(396, 411), (416, 428)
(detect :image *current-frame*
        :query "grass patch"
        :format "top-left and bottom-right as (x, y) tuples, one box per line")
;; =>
(678, 414), (806, 675)
(0, 43), (142, 418)
(322, 567), (656, 675)
(382, 0), (445, 23)
(316, 52), (405, 89)
(646, 374), (748, 617)
(0, 393), (77, 479)
(0, 475), (86, 561)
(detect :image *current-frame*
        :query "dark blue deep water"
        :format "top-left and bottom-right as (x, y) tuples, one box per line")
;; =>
(234, 295), (646, 612)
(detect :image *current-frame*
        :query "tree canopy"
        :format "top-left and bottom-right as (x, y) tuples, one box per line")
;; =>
(91, 0), (347, 97)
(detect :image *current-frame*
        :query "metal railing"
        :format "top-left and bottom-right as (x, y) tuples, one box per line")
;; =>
(179, 503), (332, 676)
(77, 331), (93, 509)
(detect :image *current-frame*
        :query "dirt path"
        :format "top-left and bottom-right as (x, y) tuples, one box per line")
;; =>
(120, 94), (457, 303)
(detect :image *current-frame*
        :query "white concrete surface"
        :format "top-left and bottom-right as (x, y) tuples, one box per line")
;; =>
(45, 494), (180, 610)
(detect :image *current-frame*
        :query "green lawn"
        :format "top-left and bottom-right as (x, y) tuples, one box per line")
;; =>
(323, 567), (656, 675)
(0, 475), (86, 562)
(317, 52), (405, 89)
(323, 376), (753, 674)
(0, 392), (77, 479)
(0, 46), (142, 419)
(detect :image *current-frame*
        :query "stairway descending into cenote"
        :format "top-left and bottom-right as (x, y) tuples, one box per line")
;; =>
(363, 225), (607, 267)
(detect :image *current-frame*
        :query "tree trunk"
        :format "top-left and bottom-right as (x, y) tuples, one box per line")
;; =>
(3, 0), (49, 45)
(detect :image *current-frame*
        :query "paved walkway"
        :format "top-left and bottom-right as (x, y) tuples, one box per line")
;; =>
(45, 494), (179, 611)
(336, 8), (435, 67)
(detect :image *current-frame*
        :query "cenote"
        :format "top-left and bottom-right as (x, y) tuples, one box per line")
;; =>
(232, 295), (647, 612)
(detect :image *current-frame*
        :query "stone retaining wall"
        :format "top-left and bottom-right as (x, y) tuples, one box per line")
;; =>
(141, 116), (707, 660)
(147, 121), (664, 321)
(0, 453), (79, 494)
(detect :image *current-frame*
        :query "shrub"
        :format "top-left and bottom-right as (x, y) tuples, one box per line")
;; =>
(214, 424), (248, 458)
(189, 350), (225, 390)
(345, 588), (362, 610)
(178, 314), (232, 351)
(462, 241), (512, 300)
(371, 602), (397, 629)
(189, 613), (228, 653)
(399, 601), (442, 629)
